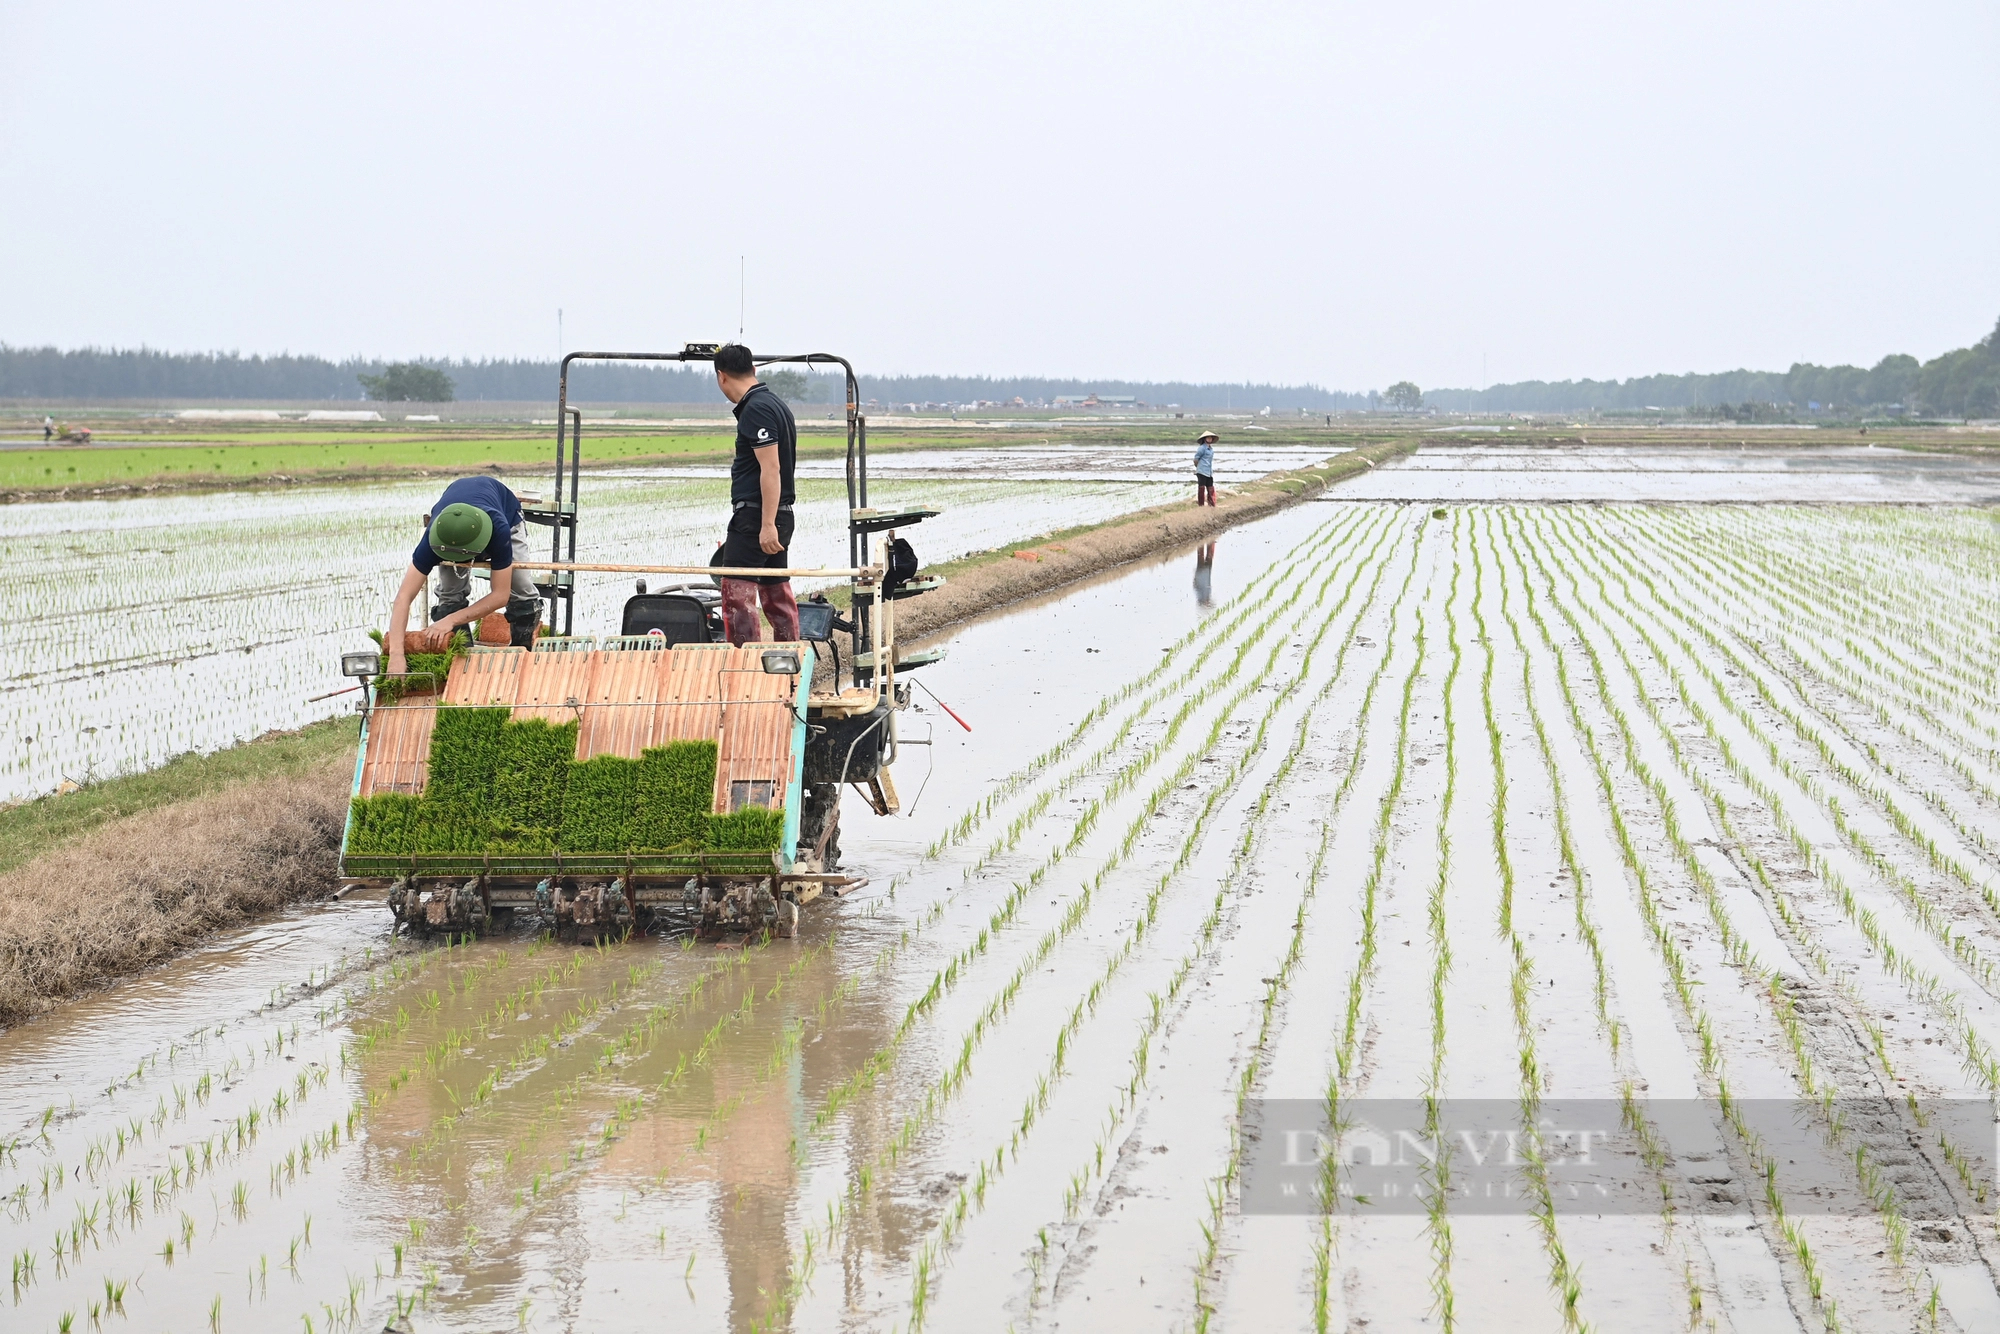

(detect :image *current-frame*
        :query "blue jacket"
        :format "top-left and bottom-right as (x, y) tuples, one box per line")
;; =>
(1194, 442), (1214, 476)
(411, 476), (521, 574)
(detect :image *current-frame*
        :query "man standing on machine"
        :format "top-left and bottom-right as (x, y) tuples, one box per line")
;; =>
(383, 476), (541, 673)
(713, 343), (801, 644)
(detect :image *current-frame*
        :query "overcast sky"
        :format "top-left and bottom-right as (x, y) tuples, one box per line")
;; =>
(2, 1), (1994, 391)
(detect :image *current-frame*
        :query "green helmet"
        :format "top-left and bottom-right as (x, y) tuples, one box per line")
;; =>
(428, 502), (492, 562)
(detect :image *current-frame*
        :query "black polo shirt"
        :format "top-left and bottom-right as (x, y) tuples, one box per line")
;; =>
(730, 382), (797, 506)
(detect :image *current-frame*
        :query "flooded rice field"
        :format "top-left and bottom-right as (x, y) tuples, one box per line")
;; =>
(623, 442), (1347, 485)
(6, 497), (2000, 1332)
(0, 472), (1179, 803)
(1337, 442), (2000, 504)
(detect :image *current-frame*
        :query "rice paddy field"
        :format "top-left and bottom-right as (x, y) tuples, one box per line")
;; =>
(0, 468), (1184, 803)
(5, 445), (2000, 1332)
(0, 435), (755, 492)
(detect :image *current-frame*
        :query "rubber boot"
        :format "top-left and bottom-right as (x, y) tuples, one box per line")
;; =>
(720, 579), (762, 645)
(505, 596), (542, 648)
(759, 581), (800, 642)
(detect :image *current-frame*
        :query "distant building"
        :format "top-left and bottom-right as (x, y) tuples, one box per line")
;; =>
(1052, 394), (1141, 409)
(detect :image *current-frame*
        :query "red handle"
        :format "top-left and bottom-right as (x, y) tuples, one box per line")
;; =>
(916, 680), (972, 732)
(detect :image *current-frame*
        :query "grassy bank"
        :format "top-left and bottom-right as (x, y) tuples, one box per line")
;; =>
(0, 717), (359, 875)
(2, 432), (761, 495)
(0, 770), (349, 1023)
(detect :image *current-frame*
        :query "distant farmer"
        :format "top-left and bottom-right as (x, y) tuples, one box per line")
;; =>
(1194, 431), (1218, 507)
(383, 476), (542, 673)
(712, 344), (800, 644)
(43, 415), (54, 442)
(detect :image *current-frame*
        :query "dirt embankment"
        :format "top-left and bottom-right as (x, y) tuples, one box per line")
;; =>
(0, 439), (1414, 1022)
(0, 767), (349, 1024)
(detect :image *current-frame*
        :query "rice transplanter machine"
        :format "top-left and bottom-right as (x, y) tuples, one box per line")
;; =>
(335, 347), (946, 937)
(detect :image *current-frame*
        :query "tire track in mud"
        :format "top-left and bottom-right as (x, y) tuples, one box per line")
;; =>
(1546, 510), (2000, 1327)
(1498, 511), (1863, 1331)
(1513, 508), (1995, 1331)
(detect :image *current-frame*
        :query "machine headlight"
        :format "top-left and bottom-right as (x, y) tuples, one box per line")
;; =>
(761, 649), (801, 676)
(341, 651), (381, 678)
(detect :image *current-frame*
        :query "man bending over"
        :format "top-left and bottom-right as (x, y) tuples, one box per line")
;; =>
(384, 476), (540, 673)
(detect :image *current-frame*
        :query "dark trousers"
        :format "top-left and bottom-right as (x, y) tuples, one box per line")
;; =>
(717, 505), (800, 643)
(1195, 474), (1215, 507)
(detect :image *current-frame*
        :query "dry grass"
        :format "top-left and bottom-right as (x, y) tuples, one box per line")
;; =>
(0, 717), (358, 875)
(0, 761), (349, 1024)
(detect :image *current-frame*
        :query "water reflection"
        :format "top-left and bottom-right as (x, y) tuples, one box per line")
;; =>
(1193, 540), (1216, 609)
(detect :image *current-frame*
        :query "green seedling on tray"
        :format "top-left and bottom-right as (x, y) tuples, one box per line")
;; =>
(349, 706), (782, 855)
(366, 628), (468, 705)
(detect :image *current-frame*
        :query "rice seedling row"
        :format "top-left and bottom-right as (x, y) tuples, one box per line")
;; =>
(894, 512), (1422, 1331)
(753, 514), (1411, 1330)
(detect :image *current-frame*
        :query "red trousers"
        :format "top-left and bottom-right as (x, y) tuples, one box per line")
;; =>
(721, 578), (800, 645)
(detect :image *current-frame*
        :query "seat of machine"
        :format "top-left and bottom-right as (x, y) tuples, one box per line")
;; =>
(622, 591), (719, 645)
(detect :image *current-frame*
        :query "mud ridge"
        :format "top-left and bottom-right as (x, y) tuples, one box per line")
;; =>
(0, 763), (348, 1024)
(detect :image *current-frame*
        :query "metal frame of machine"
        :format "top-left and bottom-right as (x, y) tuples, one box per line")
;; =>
(336, 345), (944, 939)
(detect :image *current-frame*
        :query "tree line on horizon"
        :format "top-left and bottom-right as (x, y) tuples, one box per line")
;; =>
(1426, 316), (2000, 419)
(0, 347), (1369, 411)
(2, 318), (1995, 416)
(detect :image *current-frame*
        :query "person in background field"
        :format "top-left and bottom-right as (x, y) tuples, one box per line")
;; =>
(382, 475), (542, 673)
(1194, 431), (1217, 507)
(43, 415), (54, 442)
(713, 344), (801, 645)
